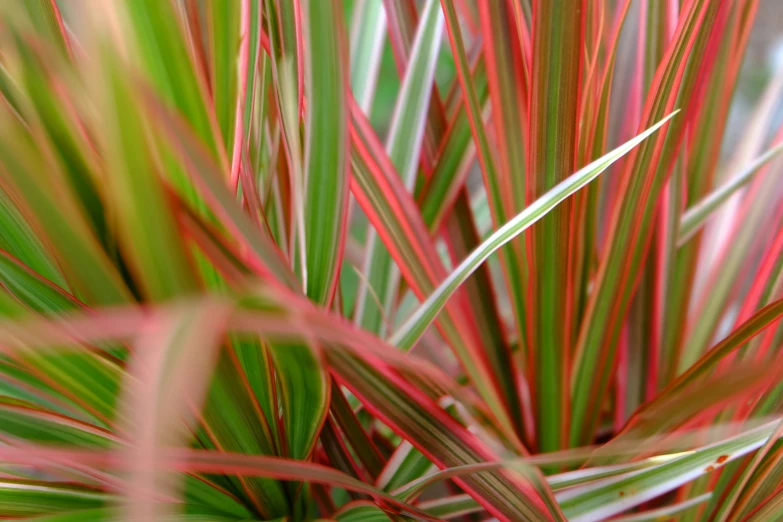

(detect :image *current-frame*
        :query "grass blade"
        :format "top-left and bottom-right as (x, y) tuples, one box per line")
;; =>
(355, 0), (444, 335)
(678, 142), (783, 245)
(525, 0), (583, 453)
(558, 421), (782, 521)
(302, 0), (350, 305)
(390, 112), (677, 349)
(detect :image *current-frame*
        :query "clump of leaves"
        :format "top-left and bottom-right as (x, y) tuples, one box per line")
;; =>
(0, 0), (782, 520)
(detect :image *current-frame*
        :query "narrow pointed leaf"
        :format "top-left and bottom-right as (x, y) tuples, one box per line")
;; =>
(355, 0), (444, 334)
(302, 0), (350, 305)
(678, 142), (783, 245)
(390, 112), (677, 349)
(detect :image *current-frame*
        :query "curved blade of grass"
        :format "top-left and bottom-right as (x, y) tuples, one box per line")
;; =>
(350, 103), (521, 441)
(378, 0), (523, 441)
(441, 0), (531, 392)
(677, 142), (783, 245)
(594, 362), (775, 466)
(719, 432), (783, 521)
(443, 191), (526, 437)
(302, 0), (350, 306)
(660, 297), (783, 399)
(611, 493), (712, 522)
(557, 420), (782, 521)
(0, 480), (107, 517)
(389, 112), (677, 349)
(389, 448), (685, 501)
(425, 23), (526, 441)
(709, 420), (783, 522)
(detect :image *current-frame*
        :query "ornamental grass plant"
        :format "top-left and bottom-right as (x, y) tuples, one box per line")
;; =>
(0, 0), (782, 520)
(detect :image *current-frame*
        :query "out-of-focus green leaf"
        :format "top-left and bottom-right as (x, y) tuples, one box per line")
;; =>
(0, 253), (122, 423)
(123, 0), (220, 159)
(0, 480), (107, 518)
(269, 341), (329, 461)
(28, 509), (249, 522)
(0, 181), (65, 290)
(207, 1), (240, 151)
(0, 112), (131, 306)
(0, 397), (116, 447)
(95, 43), (200, 301)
